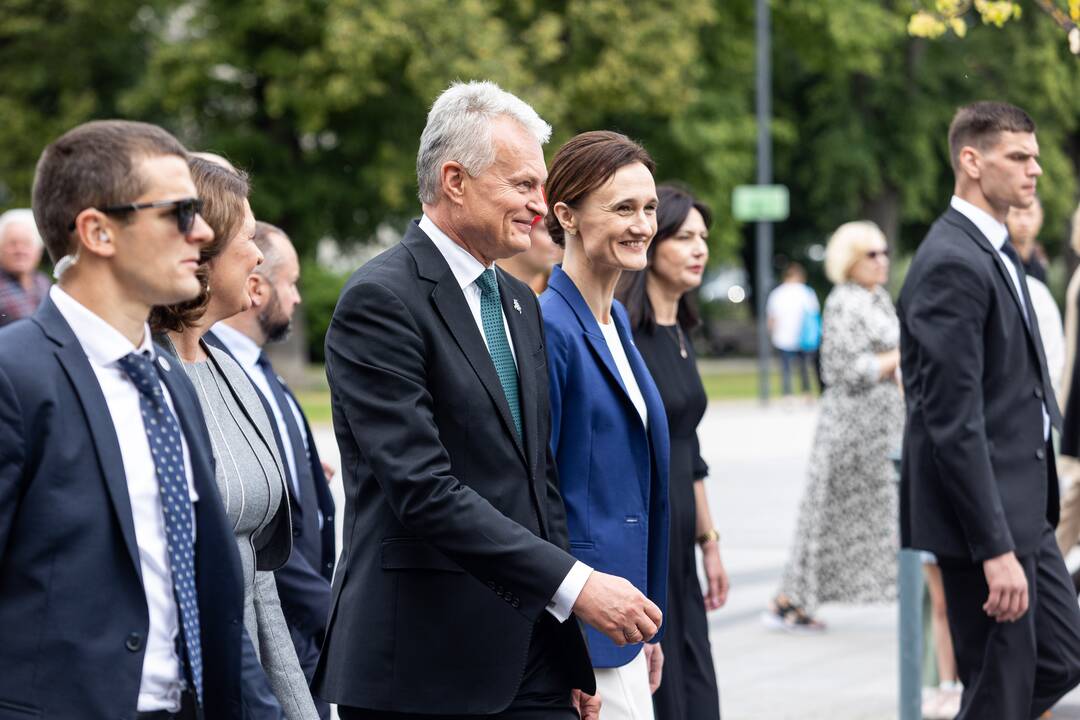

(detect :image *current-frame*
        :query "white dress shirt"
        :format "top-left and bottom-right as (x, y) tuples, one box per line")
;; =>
(419, 215), (592, 622)
(598, 321), (648, 425)
(50, 286), (198, 712)
(951, 196), (1051, 439)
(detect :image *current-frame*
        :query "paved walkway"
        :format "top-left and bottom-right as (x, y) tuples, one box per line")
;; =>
(313, 399), (1080, 719)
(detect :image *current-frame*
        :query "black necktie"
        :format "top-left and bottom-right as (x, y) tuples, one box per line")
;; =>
(1001, 239), (1064, 429)
(255, 352), (321, 552)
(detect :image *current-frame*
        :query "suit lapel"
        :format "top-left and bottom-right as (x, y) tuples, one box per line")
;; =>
(205, 329), (305, 510)
(616, 313), (670, 500)
(202, 343), (284, 473)
(405, 224), (527, 465)
(548, 266), (642, 429)
(946, 209), (1037, 346)
(35, 300), (142, 578)
(155, 357), (217, 501)
(945, 208), (1063, 427)
(611, 309), (661, 502)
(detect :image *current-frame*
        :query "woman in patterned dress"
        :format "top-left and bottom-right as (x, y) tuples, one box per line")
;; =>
(765, 220), (904, 631)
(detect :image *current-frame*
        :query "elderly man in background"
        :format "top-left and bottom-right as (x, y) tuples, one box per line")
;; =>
(0, 208), (51, 326)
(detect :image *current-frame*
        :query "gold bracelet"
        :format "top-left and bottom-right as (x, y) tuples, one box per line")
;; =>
(696, 529), (720, 546)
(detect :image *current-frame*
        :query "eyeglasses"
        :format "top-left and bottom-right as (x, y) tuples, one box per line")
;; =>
(866, 249), (890, 260)
(68, 198), (204, 235)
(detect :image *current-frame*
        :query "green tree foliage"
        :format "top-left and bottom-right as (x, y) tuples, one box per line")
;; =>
(0, 0), (169, 206)
(772, 0), (1080, 267)
(2, 0), (1080, 354)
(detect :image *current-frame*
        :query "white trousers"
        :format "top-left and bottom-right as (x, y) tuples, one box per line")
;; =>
(593, 648), (655, 720)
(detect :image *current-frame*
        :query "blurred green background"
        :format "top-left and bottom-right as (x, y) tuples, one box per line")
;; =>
(3, 0), (1079, 364)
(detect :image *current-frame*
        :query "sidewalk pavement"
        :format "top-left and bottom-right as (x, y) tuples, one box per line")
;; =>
(313, 398), (1080, 719)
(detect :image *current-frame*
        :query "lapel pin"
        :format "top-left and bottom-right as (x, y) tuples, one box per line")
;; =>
(157, 356), (171, 372)
(513, 298), (522, 314)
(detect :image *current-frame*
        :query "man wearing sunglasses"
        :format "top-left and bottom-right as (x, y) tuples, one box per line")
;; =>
(0, 120), (246, 719)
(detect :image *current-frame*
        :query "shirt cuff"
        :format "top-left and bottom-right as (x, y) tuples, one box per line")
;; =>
(545, 561), (593, 623)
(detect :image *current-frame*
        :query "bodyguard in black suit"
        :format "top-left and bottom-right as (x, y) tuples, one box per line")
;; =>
(313, 81), (662, 719)
(0, 121), (244, 719)
(899, 102), (1080, 719)
(205, 220), (336, 719)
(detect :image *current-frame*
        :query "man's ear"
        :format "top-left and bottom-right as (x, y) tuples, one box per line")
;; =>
(247, 273), (265, 307)
(958, 146), (982, 181)
(73, 210), (116, 259)
(440, 161), (468, 207)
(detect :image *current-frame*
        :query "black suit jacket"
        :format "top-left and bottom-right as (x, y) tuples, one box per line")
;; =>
(202, 329), (335, 648)
(0, 299), (245, 719)
(898, 206), (1063, 563)
(312, 221), (593, 714)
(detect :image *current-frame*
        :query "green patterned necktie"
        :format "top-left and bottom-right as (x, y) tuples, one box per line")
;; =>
(475, 269), (522, 437)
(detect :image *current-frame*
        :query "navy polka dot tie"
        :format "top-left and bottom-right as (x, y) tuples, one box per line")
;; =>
(475, 269), (522, 437)
(117, 352), (203, 705)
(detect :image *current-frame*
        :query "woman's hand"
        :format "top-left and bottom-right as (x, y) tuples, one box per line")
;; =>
(643, 642), (664, 694)
(701, 542), (730, 611)
(876, 348), (900, 379)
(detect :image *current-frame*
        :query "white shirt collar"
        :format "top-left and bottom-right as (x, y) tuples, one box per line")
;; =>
(50, 285), (155, 366)
(951, 195), (1009, 251)
(418, 214), (491, 291)
(209, 321), (262, 372)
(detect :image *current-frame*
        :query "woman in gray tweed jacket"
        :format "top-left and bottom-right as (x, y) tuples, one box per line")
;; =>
(151, 155), (318, 720)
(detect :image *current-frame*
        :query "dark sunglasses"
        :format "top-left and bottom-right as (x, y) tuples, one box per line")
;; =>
(866, 248), (890, 260)
(68, 197), (204, 235)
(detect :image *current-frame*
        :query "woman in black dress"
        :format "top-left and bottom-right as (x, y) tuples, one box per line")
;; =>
(616, 184), (728, 719)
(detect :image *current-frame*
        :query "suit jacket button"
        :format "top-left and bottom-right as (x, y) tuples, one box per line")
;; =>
(1036, 448), (1046, 460)
(1035, 386), (1044, 399)
(125, 632), (143, 652)
(293, 527), (301, 537)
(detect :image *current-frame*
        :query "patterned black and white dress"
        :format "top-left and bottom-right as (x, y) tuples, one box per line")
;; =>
(777, 281), (904, 612)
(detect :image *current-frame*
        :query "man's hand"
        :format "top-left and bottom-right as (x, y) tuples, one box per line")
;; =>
(983, 551), (1028, 622)
(572, 570), (662, 646)
(321, 460), (336, 483)
(643, 642), (664, 694)
(571, 688), (601, 719)
(701, 542), (729, 611)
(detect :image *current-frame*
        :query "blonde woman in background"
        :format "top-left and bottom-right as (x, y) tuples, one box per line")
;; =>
(765, 221), (903, 630)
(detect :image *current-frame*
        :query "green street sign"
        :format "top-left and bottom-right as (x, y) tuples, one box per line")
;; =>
(732, 184), (790, 222)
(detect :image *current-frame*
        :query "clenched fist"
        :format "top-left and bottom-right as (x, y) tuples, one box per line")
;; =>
(572, 570), (662, 646)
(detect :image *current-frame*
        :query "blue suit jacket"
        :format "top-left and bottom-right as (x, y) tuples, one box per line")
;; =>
(0, 298), (245, 719)
(541, 265), (670, 668)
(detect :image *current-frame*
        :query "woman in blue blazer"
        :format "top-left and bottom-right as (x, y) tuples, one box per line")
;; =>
(541, 131), (670, 719)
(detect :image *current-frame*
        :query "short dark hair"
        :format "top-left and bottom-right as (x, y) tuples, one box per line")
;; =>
(544, 131), (655, 247)
(149, 157), (250, 333)
(616, 183), (710, 333)
(31, 120), (189, 264)
(948, 101), (1036, 171)
(783, 262), (806, 281)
